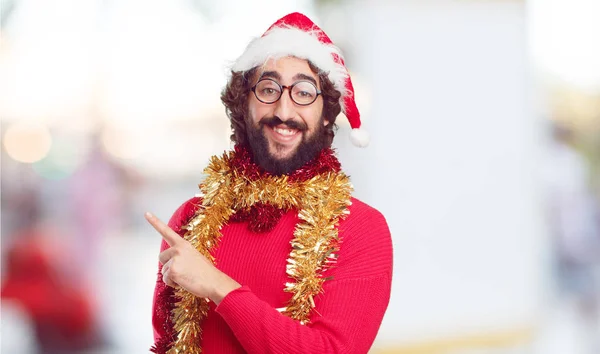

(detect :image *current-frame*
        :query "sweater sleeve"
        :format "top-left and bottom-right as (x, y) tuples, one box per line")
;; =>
(216, 204), (393, 354)
(151, 197), (202, 349)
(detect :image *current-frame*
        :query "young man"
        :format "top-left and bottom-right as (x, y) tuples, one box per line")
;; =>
(148, 12), (393, 354)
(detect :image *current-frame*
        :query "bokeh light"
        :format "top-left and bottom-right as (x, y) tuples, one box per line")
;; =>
(3, 122), (52, 163)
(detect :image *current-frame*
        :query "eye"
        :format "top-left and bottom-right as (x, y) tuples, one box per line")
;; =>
(297, 90), (314, 98)
(261, 88), (278, 96)
(291, 81), (318, 103)
(256, 79), (281, 99)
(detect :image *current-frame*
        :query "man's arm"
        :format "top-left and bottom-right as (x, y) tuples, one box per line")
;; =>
(216, 274), (391, 354)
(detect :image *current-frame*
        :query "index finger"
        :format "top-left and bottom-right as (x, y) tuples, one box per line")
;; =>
(145, 212), (181, 247)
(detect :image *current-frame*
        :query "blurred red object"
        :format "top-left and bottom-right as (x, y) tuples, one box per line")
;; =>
(1, 228), (100, 352)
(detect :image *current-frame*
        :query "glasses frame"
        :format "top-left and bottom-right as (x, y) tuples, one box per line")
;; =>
(251, 78), (322, 106)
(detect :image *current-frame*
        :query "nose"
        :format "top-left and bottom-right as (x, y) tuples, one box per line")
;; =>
(273, 88), (295, 122)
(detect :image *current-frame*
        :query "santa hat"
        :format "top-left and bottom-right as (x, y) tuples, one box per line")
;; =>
(232, 12), (369, 147)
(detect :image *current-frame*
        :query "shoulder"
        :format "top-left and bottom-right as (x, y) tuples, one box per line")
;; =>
(168, 196), (203, 236)
(341, 198), (390, 235)
(335, 197), (393, 278)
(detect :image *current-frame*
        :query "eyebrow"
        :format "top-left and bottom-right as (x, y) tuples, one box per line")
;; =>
(259, 71), (281, 81)
(259, 71), (318, 87)
(293, 73), (318, 86)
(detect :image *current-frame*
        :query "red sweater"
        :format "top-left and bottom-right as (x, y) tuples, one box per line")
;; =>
(152, 196), (393, 353)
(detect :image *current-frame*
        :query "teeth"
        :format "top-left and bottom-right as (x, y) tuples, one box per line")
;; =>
(274, 127), (297, 136)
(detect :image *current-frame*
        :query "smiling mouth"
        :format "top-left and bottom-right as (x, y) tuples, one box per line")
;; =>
(273, 126), (299, 136)
(266, 124), (302, 145)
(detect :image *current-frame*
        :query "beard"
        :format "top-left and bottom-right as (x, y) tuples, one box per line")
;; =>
(246, 116), (329, 175)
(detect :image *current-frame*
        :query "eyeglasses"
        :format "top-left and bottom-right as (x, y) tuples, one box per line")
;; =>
(251, 78), (322, 106)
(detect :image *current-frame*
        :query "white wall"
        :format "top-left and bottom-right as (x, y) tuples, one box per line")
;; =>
(333, 0), (549, 346)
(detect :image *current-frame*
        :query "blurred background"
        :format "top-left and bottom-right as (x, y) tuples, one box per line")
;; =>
(1, 0), (599, 353)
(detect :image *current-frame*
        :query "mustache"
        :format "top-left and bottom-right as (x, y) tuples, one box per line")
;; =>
(259, 116), (308, 131)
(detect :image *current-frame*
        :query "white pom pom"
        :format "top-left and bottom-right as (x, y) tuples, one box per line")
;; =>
(350, 128), (370, 147)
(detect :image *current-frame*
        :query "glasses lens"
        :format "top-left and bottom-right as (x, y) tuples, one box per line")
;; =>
(291, 81), (318, 105)
(255, 79), (281, 103)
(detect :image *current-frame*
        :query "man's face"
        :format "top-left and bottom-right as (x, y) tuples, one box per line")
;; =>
(246, 56), (329, 175)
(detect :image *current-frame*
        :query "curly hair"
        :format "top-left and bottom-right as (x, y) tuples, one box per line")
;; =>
(220, 61), (342, 147)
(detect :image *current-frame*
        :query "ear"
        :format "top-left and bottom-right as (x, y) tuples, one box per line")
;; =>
(323, 119), (329, 126)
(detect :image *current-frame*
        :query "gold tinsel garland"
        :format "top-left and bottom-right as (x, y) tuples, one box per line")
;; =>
(166, 151), (353, 353)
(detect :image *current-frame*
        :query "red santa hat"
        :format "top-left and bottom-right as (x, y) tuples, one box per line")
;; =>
(232, 12), (369, 147)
